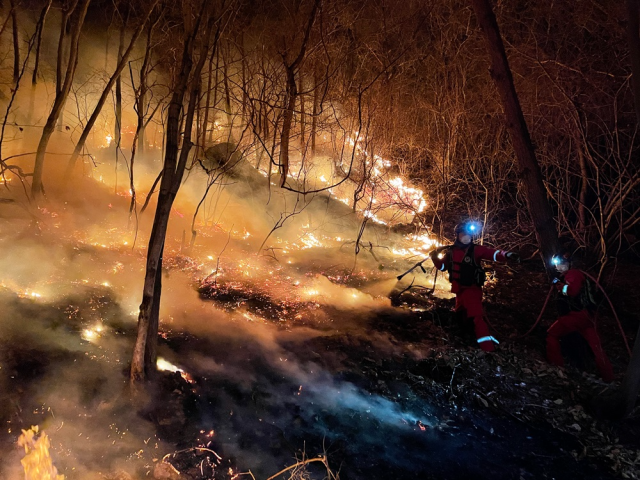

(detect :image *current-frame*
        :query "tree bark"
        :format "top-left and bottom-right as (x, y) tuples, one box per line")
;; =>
(114, 7), (129, 148)
(222, 43), (233, 130)
(201, 49), (214, 150)
(279, 64), (297, 186)
(32, 0), (52, 85)
(471, 0), (558, 267)
(299, 71), (306, 147)
(278, 0), (319, 187)
(131, 1), (218, 383)
(10, 0), (19, 85)
(55, 0), (78, 133)
(311, 65), (319, 154)
(31, 0), (90, 198)
(136, 18), (157, 155)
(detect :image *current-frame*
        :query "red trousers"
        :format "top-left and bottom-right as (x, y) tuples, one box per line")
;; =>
(546, 310), (613, 382)
(455, 286), (494, 352)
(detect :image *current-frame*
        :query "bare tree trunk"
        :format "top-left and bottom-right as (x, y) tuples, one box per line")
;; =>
(279, 64), (297, 186)
(222, 44), (233, 130)
(299, 72), (306, 147)
(115, 8), (128, 148)
(131, 1), (219, 383)
(278, 0), (319, 187)
(10, 0), (19, 85)
(209, 48), (220, 142)
(32, 0), (52, 85)
(144, 247), (163, 372)
(137, 19), (157, 155)
(56, 1), (76, 133)
(127, 14), (159, 218)
(201, 51), (214, 150)
(471, 0), (558, 266)
(311, 66), (319, 154)
(240, 32), (247, 120)
(64, 2), (157, 177)
(31, 0), (90, 198)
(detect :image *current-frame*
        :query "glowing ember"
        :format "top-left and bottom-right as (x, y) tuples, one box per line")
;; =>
(81, 323), (105, 342)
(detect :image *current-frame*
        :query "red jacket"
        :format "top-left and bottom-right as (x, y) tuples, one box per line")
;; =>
(555, 268), (589, 314)
(432, 243), (508, 293)
(555, 269), (584, 297)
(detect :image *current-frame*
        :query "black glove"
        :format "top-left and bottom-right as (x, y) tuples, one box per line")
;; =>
(506, 252), (520, 263)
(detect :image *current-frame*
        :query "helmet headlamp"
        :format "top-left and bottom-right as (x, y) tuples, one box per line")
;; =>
(454, 221), (482, 237)
(552, 254), (570, 267)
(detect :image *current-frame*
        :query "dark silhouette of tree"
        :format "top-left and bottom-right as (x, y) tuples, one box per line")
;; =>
(31, 0), (91, 199)
(471, 0), (558, 266)
(64, 0), (159, 178)
(130, 0), (231, 383)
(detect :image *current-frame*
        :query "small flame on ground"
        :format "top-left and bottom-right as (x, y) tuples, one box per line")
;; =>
(157, 357), (195, 383)
(157, 357), (182, 373)
(18, 426), (65, 480)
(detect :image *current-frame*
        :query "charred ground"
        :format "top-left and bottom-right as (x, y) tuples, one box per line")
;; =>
(3, 247), (639, 479)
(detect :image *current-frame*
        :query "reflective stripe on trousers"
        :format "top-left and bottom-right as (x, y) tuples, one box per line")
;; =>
(477, 335), (499, 345)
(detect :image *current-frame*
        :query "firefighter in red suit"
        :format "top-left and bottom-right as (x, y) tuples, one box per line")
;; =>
(430, 222), (520, 352)
(546, 253), (614, 382)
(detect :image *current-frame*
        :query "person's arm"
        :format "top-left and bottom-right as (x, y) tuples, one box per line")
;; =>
(430, 249), (449, 271)
(473, 244), (516, 263)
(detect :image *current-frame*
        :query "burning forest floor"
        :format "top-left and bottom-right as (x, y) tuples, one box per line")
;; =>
(1, 181), (640, 480)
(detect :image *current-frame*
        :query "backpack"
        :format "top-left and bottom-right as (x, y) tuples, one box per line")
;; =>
(448, 243), (486, 287)
(562, 273), (599, 313)
(579, 275), (599, 312)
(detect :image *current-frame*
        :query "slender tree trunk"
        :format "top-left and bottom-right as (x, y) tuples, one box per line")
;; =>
(10, 0), (19, 85)
(115, 9), (128, 148)
(64, 2), (157, 177)
(209, 48), (220, 142)
(56, 2), (76, 132)
(137, 21), (156, 155)
(471, 0), (558, 266)
(311, 66), (319, 154)
(222, 44), (232, 130)
(240, 32), (247, 119)
(144, 246), (163, 371)
(278, 0), (319, 187)
(31, 0), (90, 198)
(279, 65), (296, 186)
(32, 0), (52, 85)
(131, 2), (218, 383)
(299, 72), (306, 147)
(201, 49), (214, 149)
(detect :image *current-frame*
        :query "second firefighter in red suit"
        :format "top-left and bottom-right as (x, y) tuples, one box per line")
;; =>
(430, 222), (520, 352)
(546, 253), (614, 382)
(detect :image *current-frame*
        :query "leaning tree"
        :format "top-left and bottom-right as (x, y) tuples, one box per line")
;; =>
(130, 0), (233, 383)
